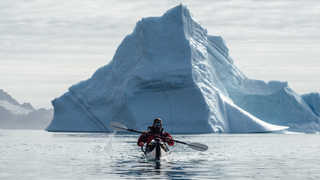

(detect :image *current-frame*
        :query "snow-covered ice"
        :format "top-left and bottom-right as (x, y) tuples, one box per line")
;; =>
(47, 5), (319, 133)
(0, 89), (52, 129)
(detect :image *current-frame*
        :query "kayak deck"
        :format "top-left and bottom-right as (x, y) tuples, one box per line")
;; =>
(144, 145), (169, 161)
(142, 138), (170, 162)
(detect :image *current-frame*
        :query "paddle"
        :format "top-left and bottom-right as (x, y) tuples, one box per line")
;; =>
(110, 121), (208, 152)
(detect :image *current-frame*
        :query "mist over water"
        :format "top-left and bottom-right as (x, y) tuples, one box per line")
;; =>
(0, 130), (319, 179)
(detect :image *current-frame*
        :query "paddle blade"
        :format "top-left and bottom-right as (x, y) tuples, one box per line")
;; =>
(110, 121), (128, 131)
(188, 142), (208, 152)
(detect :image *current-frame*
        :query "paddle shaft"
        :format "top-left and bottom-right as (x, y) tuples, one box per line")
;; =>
(173, 139), (190, 145)
(115, 125), (191, 145)
(114, 126), (144, 134)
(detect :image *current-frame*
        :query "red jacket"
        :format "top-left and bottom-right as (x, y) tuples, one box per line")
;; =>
(137, 130), (174, 146)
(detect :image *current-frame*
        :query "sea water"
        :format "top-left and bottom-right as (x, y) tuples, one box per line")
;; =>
(0, 130), (319, 180)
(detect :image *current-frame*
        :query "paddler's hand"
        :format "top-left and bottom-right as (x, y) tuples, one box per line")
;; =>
(138, 142), (144, 146)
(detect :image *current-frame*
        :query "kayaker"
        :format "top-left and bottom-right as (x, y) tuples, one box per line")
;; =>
(137, 118), (174, 148)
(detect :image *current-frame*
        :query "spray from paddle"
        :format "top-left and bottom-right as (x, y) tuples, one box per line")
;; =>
(104, 131), (116, 159)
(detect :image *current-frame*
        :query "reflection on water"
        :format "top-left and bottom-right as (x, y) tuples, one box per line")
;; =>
(0, 130), (320, 180)
(111, 154), (207, 179)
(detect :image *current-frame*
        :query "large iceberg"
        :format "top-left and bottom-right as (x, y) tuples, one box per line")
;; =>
(47, 5), (319, 133)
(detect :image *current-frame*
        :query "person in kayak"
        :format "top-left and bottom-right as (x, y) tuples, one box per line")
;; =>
(137, 118), (174, 150)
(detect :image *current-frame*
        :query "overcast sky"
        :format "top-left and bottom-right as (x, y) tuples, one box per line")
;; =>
(0, 0), (319, 108)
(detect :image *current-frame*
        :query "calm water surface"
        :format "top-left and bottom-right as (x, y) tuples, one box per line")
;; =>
(0, 130), (319, 180)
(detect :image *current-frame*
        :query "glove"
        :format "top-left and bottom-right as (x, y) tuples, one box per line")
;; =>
(165, 138), (174, 146)
(138, 142), (144, 147)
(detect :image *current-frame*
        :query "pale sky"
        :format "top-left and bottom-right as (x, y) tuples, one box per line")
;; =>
(0, 0), (319, 108)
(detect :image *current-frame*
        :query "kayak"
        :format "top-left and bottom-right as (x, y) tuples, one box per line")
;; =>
(141, 137), (169, 161)
(110, 122), (209, 161)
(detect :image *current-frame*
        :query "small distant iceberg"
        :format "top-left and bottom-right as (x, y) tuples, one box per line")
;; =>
(47, 5), (319, 133)
(0, 89), (53, 129)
